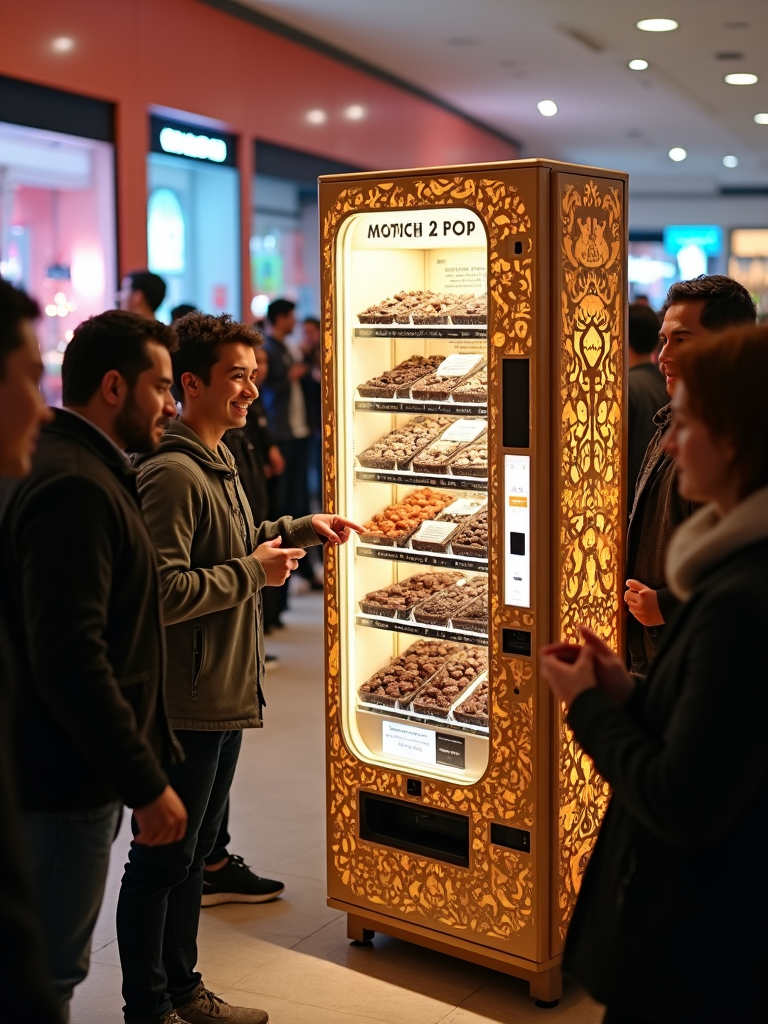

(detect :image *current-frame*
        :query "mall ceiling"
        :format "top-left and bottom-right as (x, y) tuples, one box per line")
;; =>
(237, 0), (768, 192)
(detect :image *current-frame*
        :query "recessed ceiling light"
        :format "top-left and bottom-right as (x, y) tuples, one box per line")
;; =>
(637, 19), (678, 32)
(629, 59), (649, 70)
(725, 73), (758, 85)
(754, 113), (768, 125)
(344, 104), (365, 121)
(306, 109), (327, 125)
(537, 100), (558, 117)
(51, 36), (75, 52)
(668, 147), (687, 162)
(723, 155), (739, 168)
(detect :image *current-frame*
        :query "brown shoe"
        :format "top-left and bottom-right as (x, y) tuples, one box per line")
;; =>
(175, 983), (268, 1024)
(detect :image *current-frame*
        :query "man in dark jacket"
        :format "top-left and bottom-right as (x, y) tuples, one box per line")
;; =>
(117, 312), (360, 1024)
(626, 302), (667, 511)
(625, 275), (756, 673)
(0, 280), (62, 1022)
(0, 310), (187, 1016)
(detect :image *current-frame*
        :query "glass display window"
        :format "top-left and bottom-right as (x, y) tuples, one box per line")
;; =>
(333, 207), (492, 783)
(147, 115), (240, 323)
(0, 119), (116, 404)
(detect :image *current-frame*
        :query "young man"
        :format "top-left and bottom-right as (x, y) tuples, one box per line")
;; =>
(626, 302), (667, 510)
(0, 310), (187, 1016)
(117, 313), (360, 1024)
(0, 281), (62, 1022)
(118, 269), (167, 321)
(625, 275), (756, 673)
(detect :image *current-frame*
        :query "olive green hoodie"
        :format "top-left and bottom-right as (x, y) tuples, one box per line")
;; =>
(136, 421), (320, 730)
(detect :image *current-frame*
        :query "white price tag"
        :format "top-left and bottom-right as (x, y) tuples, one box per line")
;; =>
(441, 498), (487, 517)
(382, 721), (436, 765)
(435, 354), (483, 378)
(440, 419), (486, 443)
(412, 520), (458, 544)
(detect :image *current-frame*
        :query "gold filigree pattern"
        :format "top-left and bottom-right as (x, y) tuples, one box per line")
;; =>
(555, 178), (624, 941)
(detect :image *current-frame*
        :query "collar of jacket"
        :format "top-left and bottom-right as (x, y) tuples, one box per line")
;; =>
(50, 408), (136, 481)
(652, 401), (672, 429)
(666, 484), (768, 600)
(135, 420), (234, 475)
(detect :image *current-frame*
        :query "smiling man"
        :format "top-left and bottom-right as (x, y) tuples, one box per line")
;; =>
(117, 313), (360, 1024)
(625, 275), (756, 673)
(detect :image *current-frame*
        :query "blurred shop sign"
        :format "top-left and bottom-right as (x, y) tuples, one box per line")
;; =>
(731, 228), (768, 258)
(663, 224), (722, 256)
(150, 116), (237, 168)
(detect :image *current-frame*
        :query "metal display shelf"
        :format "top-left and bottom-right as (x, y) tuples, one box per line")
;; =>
(355, 468), (487, 491)
(356, 543), (488, 574)
(355, 398), (487, 416)
(354, 327), (487, 340)
(356, 704), (489, 738)
(356, 613), (488, 646)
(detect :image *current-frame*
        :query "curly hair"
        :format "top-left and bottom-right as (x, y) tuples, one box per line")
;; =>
(173, 312), (263, 398)
(661, 275), (756, 332)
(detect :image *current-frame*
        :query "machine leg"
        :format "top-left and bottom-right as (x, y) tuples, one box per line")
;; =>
(347, 913), (375, 945)
(529, 966), (562, 1007)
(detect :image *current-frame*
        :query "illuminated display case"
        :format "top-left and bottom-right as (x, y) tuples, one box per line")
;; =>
(320, 160), (627, 1003)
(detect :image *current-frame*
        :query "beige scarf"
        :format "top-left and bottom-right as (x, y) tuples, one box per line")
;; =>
(666, 485), (768, 601)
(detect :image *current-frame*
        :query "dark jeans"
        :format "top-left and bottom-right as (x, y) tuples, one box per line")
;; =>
(116, 730), (242, 1019)
(203, 799), (230, 867)
(23, 801), (122, 1014)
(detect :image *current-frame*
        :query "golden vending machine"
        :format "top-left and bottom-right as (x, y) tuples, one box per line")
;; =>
(319, 160), (627, 1004)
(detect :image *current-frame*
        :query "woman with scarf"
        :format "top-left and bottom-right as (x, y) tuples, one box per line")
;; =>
(541, 324), (768, 1024)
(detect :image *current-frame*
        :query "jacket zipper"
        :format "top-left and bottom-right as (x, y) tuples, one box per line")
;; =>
(191, 625), (203, 699)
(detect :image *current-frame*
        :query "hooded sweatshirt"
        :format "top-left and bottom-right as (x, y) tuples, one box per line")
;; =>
(136, 421), (321, 730)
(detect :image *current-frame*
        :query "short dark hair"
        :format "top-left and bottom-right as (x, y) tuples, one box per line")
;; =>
(173, 312), (263, 399)
(62, 310), (177, 406)
(303, 316), (320, 328)
(0, 279), (39, 378)
(267, 298), (295, 325)
(628, 303), (661, 355)
(661, 275), (756, 332)
(171, 303), (197, 322)
(677, 324), (768, 498)
(126, 270), (167, 313)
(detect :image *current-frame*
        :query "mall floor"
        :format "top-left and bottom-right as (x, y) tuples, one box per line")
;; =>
(72, 590), (602, 1024)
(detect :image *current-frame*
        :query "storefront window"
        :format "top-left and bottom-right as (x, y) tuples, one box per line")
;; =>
(147, 115), (240, 323)
(0, 119), (116, 404)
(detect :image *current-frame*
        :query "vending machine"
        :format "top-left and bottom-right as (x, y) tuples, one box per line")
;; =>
(319, 160), (627, 1003)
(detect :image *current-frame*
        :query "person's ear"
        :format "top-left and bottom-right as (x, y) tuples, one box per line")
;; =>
(180, 371), (199, 400)
(101, 370), (124, 407)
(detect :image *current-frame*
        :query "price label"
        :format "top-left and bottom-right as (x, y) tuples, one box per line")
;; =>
(441, 498), (487, 517)
(435, 354), (483, 378)
(440, 418), (487, 443)
(382, 721), (436, 765)
(412, 520), (457, 544)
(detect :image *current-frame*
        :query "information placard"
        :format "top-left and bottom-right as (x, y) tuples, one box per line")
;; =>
(382, 721), (436, 765)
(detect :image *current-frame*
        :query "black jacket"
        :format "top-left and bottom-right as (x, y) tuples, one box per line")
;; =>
(0, 410), (178, 811)
(261, 334), (304, 442)
(564, 540), (768, 1022)
(627, 362), (668, 511)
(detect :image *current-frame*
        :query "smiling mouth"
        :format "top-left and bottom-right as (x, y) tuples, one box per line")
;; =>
(231, 402), (250, 413)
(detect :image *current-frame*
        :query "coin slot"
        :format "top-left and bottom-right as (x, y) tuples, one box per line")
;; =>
(490, 822), (531, 853)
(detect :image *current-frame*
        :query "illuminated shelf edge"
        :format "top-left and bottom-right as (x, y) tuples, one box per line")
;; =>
(355, 469), (487, 492)
(356, 613), (489, 646)
(356, 543), (488, 573)
(355, 399), (487, 416)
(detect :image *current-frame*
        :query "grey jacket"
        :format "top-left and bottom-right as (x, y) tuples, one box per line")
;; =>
(136, 421), (320, 730)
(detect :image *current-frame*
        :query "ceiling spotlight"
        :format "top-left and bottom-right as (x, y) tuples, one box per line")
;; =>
(754, 113), (768, 124)
(629, 59), (649, 70)
(668, 147), (687, 162)
(723, 155), (739, 168)
(637, 19), (678, 32)
(306, 109), (327, 125)
(51, 36), (74, 52)
(725, 73), (758, 85)
(344, 104), (365, 121)
(537, 100), (558, 117)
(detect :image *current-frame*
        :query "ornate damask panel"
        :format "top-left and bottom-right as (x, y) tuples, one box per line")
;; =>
(321, 173), (539, 946)
(555, 177), (624, 942)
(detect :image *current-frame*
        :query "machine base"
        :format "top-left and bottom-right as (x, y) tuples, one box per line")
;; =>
(335, 903), (563, 1004)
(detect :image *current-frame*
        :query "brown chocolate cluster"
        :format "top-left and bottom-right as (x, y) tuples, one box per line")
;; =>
(413, 576), (488, 625)
(453, 368), (487, 403)
(360, 570), (463, 614)
(452, 511), (488, 555)
(451, 436), (488, 475)
(413, 647), (488, 713)
(358, 355), (445, 399)
(361, 488), (454, 543)
(358, 416), (454, 470)
(455, 679), (488, 724)
(358, 640), (463, 703)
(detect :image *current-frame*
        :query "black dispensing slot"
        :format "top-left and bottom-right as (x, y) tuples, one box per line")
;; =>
(502, 627), (531, 657)
(502, 358), (530, 449)
(359, 791), (470, 867)
(490, 822), (531, 853)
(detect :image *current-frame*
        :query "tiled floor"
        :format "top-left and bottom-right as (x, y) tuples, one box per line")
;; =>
(72, 590), (603, 1024)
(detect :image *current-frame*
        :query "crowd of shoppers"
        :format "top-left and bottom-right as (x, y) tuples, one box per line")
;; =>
(0, 282), (360, 1023)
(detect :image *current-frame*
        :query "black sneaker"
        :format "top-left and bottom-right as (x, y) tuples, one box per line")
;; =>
(201, 854), (284, 907)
